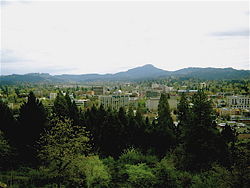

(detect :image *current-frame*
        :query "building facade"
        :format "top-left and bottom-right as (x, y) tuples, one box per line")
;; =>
(99, 95), (130, 110)
(74, 99), (89, 107)
(227, 95), (250, 109)
(93, 86), (104, 95)
(146, 98), (160, 111)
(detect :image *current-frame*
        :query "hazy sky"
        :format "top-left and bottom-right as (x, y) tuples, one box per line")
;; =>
(1, 0), (249, 75)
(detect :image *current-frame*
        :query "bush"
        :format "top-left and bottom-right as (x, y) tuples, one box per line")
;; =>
(191, 165), (231, 188)
(77, 155), (111, 188)
(154, 156), (178, 187)
(119, 148), (158, 167)
(0, 131), (12, 170)
(124, 163), (156, 188)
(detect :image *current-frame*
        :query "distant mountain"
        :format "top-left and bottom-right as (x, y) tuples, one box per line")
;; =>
(0, 64), (249, 84)
(174, 67), (250, 80)
(0, 73), (61, 83)
(111, 64), (170, 80)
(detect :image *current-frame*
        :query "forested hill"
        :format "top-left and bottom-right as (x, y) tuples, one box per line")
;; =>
(1, 64), (249, 84)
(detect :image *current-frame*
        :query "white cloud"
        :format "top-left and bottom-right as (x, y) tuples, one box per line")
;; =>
(1, 1), (249, 75)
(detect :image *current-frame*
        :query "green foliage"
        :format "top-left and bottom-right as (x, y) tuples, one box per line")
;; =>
(0, 131), (11, 169)
(53, 92), (79, 125)
(119, 148), (158, 167)
(154, 156), (179, 187)
(191, 90), (214, 127)
(1, 82), (249, 187)
(177, 93), (190, 142)
(221, 124), (238, 144)
(0, 100), (16, 142)
(149, 93), (176, 156)
(158, 93), (173, 128)
(17, 91), (47, 163)
(229, 141), (250, 188)
(84, 105), (150, 157)
(177, 92), (190, 127)
(176, 90), (230, 172)
(38, 117), (90, 184)
(124, 163), (156, 188)
(77, 155), (111, 188)
(191, 165), (230, 188)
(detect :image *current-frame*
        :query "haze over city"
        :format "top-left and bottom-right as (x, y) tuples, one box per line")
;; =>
(1, 0), (249, 75)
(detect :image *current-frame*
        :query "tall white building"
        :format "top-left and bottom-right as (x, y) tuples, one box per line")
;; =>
(99, 95), (130, 110)
(227, 95), (250, 109)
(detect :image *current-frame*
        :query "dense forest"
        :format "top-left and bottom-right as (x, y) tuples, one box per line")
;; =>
(0, 90), (249, 187)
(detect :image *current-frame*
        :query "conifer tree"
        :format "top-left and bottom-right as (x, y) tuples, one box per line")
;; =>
(53, 92), (79, 125)
(18, 91), (47, 163)
(177, 93), (190, 127)
(19, 91), (47, 144)
(53, 92), (69, 118)
(191, 90), (214, 127)
(177, 93), (190, 142)
(0, 100), (16, 142)
(221, 124), (238, 144)
(152, 93), (176, 156)
(158, 93), (174, 129)
(178, 90), (230, 172)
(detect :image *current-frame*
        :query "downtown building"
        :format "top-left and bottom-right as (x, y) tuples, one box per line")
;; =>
(99, 94), (130, 110)
(227, 95), (250, 109)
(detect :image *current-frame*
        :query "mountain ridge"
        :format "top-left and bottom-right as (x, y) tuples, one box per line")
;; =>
(1, 64), (249, 83)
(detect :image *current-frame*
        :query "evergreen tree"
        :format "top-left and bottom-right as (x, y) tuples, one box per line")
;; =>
(152, 93), (176, 156)
(177, 93), (190, 142)
(177, 93), (190, 127)
(0, 131), (12, 170)
(127, 106), (134, 118)
(0, 100), (16, 142)
(53, 92), (79, 125)
(177, 90), (230, 172)
(100, 109), (124, 157)
(158, 93), (174, 129)
(118, 107), (128, 128)
(53, 92), (69, 118)
(221, 124), (238, 144)
(126, 107), (137, 148)
(18, 91), (47, 164)
(133, 108), (146, 150)
(191, 90), (214, 127)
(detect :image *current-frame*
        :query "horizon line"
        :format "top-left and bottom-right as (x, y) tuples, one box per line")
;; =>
(1, 64), (249, 76)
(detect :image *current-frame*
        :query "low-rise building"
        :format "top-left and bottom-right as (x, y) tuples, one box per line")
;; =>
(216, 107), (241, 116)
(93, 86), (104, 95)
(164, 86), (174, 93)
(177, 90), (198, 94)
(99, 95), (130, 110)
(227, 95), (250, 109)
(146, 98), (160, 111)
(74, 99), (89, 107)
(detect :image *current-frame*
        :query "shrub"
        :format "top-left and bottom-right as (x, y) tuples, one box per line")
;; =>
(77, 155), (111, 188)
(124, 163), (156, 188)
(119, 148), (158, 167)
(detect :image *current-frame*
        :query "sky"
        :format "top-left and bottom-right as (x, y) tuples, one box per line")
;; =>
(1, 0), (249, 75)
